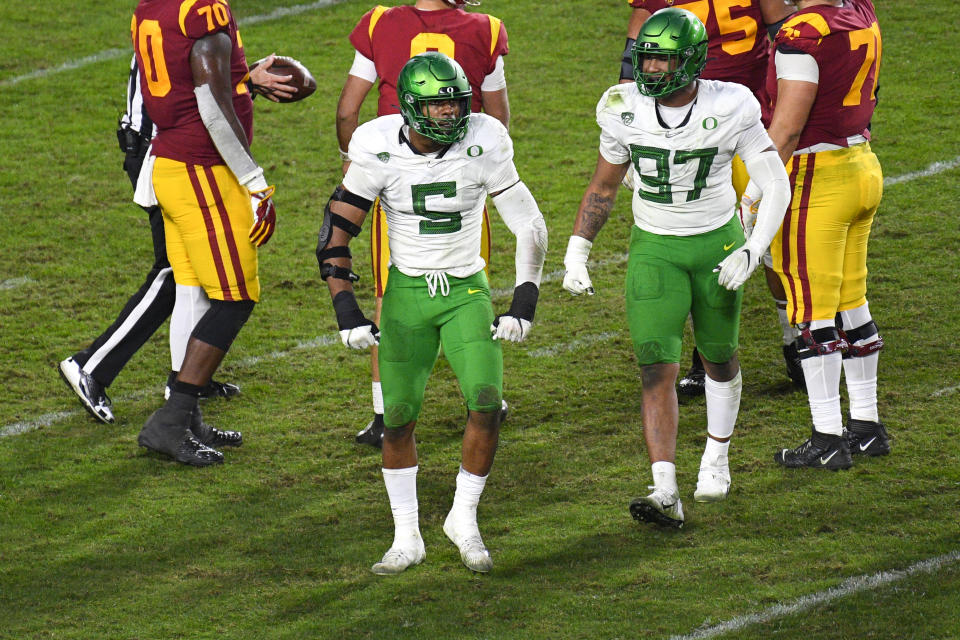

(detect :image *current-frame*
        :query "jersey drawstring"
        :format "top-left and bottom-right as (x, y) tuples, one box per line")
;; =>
(424, 271), (450, 298)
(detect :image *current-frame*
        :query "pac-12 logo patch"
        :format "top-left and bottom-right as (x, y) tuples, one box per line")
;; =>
(377, 152), (390, 163)
(621, 112), (635, 125)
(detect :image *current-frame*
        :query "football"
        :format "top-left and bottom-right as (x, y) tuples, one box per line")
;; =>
(251, 55), (316, 103)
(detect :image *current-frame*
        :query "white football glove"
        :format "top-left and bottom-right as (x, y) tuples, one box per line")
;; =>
(621, 167), (636, 192)
(563, 235), (594, 295)
(339, 325), (379, 349)
(491, 316), (532, 342)
(716, 244), (761, 291)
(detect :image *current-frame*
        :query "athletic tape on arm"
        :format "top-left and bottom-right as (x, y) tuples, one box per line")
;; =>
(492, 180), (548, 287)
(194, 83), (261, 186)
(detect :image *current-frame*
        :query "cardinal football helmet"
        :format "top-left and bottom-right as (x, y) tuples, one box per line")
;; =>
(631, 8), (708, 98)
(397, 52), (472, 144)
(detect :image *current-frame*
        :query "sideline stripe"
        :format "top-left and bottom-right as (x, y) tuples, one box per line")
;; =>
(670, 550), (960, 640)
(0, 0), (349, 87)
(0, 162), (953, 439)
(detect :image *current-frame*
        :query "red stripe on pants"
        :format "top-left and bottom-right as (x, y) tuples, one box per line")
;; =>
(203, 166), (250, 300)
(187, 165), (234, 301)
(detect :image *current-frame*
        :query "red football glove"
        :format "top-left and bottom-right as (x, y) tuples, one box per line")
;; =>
(249, 185), (277, 247)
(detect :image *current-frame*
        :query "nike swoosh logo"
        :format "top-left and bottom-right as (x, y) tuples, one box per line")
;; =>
(819, 450), (838, 465)
(665, 130), (683, 138)
(723, 242), (736, 251)
(467, 288), (483, 295)
(859, 437), (877, 451)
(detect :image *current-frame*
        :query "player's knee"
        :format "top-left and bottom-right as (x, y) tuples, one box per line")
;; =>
(467, 384), (501, 413)
(838, 317), (883, 358)
(385, 402), (416, 428)
(794, 323), (846, 359)
(192, 299), (255, 351)
(633, 340), (673, 365)
(640, 363), (676, 388)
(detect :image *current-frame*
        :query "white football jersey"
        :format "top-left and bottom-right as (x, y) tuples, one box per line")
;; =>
(344, 113), (519, 278)
(597, 80), (774, 236)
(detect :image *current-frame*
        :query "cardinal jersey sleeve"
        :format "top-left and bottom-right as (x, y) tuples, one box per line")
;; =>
(179, 0), (234, 38)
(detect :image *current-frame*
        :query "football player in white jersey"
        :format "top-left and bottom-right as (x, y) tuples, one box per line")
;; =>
(563, 8), (790, 527)
(317, 52), (547, 574)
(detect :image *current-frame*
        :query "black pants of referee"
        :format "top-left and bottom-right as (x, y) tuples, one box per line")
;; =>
(71, 149), (175, 388)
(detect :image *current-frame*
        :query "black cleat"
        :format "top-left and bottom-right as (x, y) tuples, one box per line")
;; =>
(190, 406), (242, 448)
(165, 371), (241, 400)
(200, 379), (241, 399)
(356, 414), (385, 448)
(138, 393), (223, 467)
(783, 343), (806, 388)
(678, 349), (706, 397)
(58, 357), (115, 424)
(844, 419), (890, 456)
(775, 430), (852, 470)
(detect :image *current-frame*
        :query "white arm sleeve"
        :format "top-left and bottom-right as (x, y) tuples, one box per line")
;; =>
(491, 180), (548, 287)
(741, 149), (791, 255)
(480, 56), (506, 91)
(348, 50), (378, 83)
(194, 84), (265, 189)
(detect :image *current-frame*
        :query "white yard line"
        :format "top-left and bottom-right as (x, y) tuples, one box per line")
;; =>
(0, 277), (37, 290)
(931, 384), (960, 398)
(884, 155), (960, 186)
(670, 550), (960, 640)
(0, 0), (349, 87)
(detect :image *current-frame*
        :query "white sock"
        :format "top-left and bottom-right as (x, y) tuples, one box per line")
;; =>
(843, 353), (879, 422)
(170, 284), (209, 371)
(372, 381), (384, 415)
(839, 303), (880, 422)
(802, 351), (844, 436)
(651, 461), (678, 496)
(382, 466), (420, 546)
(704, 371), (741, 445)
(449, 467), (488, 529)
(702, 438), (730, 468)
(776, 301), (799, 345)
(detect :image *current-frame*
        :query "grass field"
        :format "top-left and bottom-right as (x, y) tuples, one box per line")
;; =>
(1, 1), (959, 638)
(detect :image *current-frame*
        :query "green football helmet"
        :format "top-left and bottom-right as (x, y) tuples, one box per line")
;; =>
(631, 8), (708, 98)
(396, 51), (473, 144)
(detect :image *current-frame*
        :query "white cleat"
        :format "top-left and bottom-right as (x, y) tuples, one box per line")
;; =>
(443, 514), (493, 573)
(370, 536), (425, 576)
(694, 462), (731, 503)
(629, 487), (684, 528)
